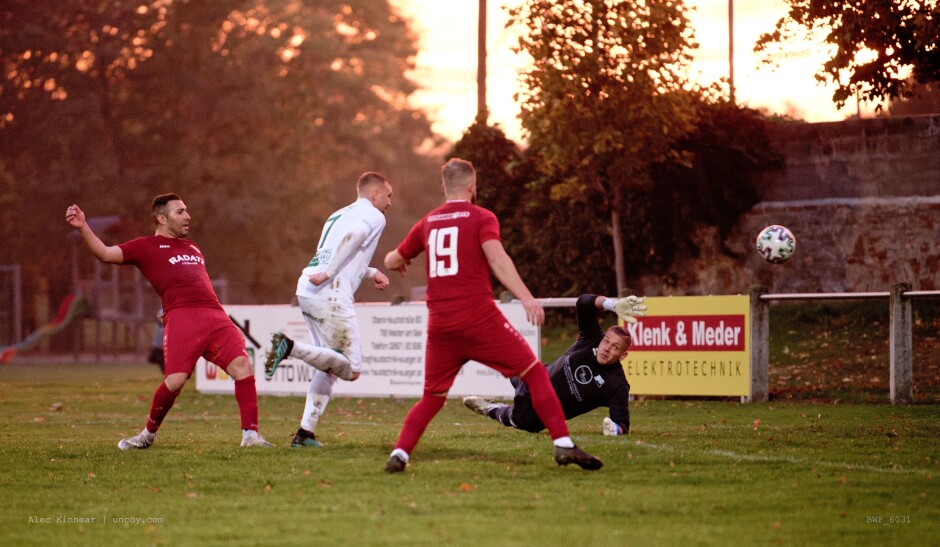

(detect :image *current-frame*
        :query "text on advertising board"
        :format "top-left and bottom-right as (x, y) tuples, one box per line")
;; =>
(626, 315), (744, 351)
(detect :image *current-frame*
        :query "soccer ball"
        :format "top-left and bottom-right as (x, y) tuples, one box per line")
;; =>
(755, 225), (796, 263)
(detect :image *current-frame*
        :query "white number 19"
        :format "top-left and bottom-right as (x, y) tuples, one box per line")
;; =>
(428, 227), (458, 278)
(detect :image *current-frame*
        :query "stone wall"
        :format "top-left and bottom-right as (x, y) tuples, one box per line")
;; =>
(633, 115), (940, 296)
(755, 115), (940, 201)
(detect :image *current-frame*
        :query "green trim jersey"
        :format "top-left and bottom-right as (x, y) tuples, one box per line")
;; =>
(295, 197), (386, 303)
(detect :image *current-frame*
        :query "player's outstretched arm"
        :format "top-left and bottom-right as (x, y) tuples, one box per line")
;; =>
(482, 240), (544, 325)
(65, 204), (123, 264)
(384, 249), (409, 278)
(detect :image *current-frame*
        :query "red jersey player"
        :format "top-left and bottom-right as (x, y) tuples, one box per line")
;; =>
(382, 158), (602, 472)
(65, 194), (271, 449)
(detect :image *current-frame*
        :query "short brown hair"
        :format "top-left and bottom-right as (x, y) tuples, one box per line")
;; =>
(151, 193), (181, 224)
(606, 325), (632, 348)
(441, 158), (475, 194)
(357, 172), (389, 195)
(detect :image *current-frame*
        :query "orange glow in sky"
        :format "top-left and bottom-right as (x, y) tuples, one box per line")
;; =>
(392, 0), (880, 143)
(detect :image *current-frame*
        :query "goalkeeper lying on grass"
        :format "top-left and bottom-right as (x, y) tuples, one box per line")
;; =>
(464, 293), (644, 436)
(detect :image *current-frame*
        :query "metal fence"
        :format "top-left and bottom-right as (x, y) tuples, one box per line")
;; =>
(750, 284), (940, 405)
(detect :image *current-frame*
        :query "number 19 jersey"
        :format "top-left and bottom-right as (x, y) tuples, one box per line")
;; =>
(397, 200), (502, 307)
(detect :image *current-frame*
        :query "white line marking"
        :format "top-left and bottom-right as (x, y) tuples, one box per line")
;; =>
(633, 441), (934, 476)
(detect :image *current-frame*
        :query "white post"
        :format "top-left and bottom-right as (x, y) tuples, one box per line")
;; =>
(889, 283), (913, 405)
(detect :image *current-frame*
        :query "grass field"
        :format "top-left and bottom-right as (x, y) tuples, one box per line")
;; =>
(1, 359), (938, 546)
(766, 299), (940, 403)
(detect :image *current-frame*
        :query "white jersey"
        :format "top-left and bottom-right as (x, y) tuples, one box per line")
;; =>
(296, 197), (386, 304)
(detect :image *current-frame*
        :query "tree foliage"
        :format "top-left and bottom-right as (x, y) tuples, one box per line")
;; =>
(0, 0), (436, 306)
(645, 99), (780, 269)
(451, 100), (778, 299)
(755, 0), (940, 109)
(450, 120), (614, 298)
(887, 79), (940, 116)
(448, 121), (523, 239)
(508, 0), (701, 294)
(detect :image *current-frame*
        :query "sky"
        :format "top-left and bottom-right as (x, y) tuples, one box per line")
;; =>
(390, 0), (876, 143)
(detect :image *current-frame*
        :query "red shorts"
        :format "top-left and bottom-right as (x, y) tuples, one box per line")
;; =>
(423, 301), (538, 394)
(162, 307), (248, 376)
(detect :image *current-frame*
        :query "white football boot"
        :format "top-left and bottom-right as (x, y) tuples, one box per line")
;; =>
(118, 429), (155, 451)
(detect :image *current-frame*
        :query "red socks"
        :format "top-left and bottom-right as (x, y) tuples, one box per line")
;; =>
(144, 377), (259, 434)
(145, 382), (179, 433)
(521, 363), (570, 440)
(394, 394), (447, 454)
(234, 377), (259, 431)
(393, 364), (569, 455)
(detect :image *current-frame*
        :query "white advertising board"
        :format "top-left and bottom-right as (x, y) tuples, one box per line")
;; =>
(195, 302), (538, 399)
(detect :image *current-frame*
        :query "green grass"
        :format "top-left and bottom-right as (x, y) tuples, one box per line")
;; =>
(767, 299), (940, 403)
(1, 361), (938, 546)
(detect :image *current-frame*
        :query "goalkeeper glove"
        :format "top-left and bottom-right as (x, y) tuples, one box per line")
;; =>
(604, 296), (647, 323)
(602, 417), (623, 436)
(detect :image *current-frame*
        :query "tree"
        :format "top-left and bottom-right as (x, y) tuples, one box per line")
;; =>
(450, 120), (615, 299)
(450, 105), (778, 301)
(887, 80), (940, 116)
(646, 99), (779, 268)
(755, 0), (940, 109)
(449, 120), (524, 241)
(0, 0), (436, 306)
(508, 0), (700, 296)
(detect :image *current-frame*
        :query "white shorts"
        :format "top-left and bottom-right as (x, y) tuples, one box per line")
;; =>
(297, 295), (362, 373)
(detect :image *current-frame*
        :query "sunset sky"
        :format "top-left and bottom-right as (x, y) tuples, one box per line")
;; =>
(391, 0), (877, 143)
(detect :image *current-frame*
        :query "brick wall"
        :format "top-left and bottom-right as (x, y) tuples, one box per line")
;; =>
(633, 115), (940, 295)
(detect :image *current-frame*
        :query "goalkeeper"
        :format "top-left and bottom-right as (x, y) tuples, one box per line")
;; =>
(463, 293), (644, 436)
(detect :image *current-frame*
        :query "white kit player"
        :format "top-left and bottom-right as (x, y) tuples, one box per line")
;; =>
(265, 172), (393, 447)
